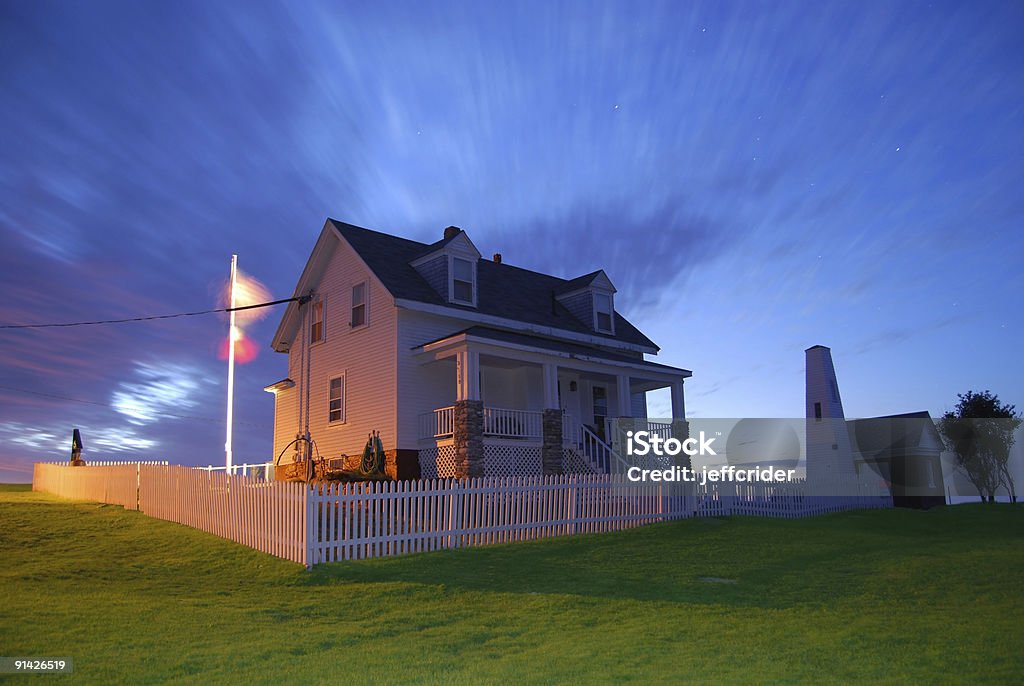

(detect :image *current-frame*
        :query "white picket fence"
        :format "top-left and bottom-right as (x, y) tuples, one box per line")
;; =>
(306, 475), (683, 564)
(33, 463), (307, 564)
(33, 463), (892, 568)
(138, 465), (306, 564)
(32, 462), (167, 510)
(693, 478), (892, 519)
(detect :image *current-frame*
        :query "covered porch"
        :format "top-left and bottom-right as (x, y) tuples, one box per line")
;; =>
(413, 328), (689, 478)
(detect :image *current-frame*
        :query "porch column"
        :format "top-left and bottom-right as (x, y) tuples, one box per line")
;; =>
(542, 363), (559, 409)
(453, 400), (484, 478)
(615, 374), (632, 417)
(541, 363), (563, 475)
(456, 350), (480, 401)
(670, 379), (689, 466)
(670, 380), (685, 419)
(453, 350), (483, 477)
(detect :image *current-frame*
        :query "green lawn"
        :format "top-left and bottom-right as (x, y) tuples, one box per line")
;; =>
(1, 483), (1022, 685)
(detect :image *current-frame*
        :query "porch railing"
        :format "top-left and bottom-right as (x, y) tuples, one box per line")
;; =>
(419, 406), (456, 439)
(198, 462), (275, 481)
(418, 406), (548, 440)
(645, 421), (673, 441)
(483, 407), (543, 439)
(578, 424), (631, 474)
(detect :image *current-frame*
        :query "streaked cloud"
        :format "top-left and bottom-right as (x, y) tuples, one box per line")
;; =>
(111, 362), (209, 426)
(0, 0), (1021, 478)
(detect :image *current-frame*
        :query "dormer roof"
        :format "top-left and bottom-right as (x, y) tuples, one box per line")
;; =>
(410, 226), (481, 265)
(556, 270), (616, 296)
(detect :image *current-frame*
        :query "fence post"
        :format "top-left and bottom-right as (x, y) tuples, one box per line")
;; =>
(722, 479), (735, 516)
(567, 475), (577, 535)
(304, 483), (314, 569)
(447, 479), (461, 550)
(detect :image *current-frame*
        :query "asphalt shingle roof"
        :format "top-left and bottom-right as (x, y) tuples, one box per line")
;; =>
(330, 219), (658, 350)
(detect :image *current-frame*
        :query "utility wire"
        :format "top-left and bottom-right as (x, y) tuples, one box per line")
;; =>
(0, 295), (307, 330)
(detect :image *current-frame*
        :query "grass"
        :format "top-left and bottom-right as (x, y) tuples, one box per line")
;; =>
(1, 483), (1022, 684)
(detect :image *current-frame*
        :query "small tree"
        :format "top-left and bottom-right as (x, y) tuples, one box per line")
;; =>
(938, 391), (1021, 502)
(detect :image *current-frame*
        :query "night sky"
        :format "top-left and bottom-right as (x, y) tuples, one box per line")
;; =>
(2, 1), (1021, 482)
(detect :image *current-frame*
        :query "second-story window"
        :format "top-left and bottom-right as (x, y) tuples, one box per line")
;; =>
(594, 292), (613, 333)
(329, 374), (346, 423)
(351, 282), (367, 328)
(452, 257), (475, 305)
(310, 298), (324, 343)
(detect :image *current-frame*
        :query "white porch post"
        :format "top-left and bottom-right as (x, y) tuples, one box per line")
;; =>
(670, 379), (686, 419)
(542, 363), (559, 409)
(456, 350), (480, 401)
(616, 374), (632, 418)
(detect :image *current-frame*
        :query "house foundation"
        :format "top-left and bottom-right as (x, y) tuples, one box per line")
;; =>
(385, 449), (421, 480)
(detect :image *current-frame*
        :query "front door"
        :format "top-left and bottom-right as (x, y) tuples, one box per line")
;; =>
(592, 385), (608, 442)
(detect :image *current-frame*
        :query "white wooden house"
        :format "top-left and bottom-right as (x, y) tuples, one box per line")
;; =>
(265, 220), (691, 480)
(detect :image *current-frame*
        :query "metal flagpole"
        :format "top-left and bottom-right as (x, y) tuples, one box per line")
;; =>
(225, 254), (238, 472)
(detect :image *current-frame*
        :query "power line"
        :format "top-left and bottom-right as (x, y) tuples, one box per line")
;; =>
(0, 295), (307, 330)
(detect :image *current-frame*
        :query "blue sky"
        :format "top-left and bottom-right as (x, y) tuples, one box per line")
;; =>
(1, 0), (1021, 481)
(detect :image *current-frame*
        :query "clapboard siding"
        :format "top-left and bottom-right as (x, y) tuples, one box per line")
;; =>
(395, 309), (470, 448)
(271, 387), (298, 466)
(558, 290), (593, 328)
(412, 254), (447, 299)
(278, 238), (398, 463)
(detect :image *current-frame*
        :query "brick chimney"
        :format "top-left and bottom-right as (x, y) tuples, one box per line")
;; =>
(444, 226), (461, 240)
(493, 253), (502, 263)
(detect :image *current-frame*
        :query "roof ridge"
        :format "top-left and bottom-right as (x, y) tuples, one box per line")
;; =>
(333, 219), (576, 285)
(328, 218), (432, 250)
(477, 256), (574, 285)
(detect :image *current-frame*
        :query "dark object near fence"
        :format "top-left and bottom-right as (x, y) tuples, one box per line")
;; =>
(70, 428), (85, 466)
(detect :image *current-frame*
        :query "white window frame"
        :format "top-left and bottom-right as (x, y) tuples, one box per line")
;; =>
(310, 296), (325, 344)
(328, 372), (346, 425)
(350, 281), (368, 330)
(449, 256), (476, 306)
(593, 291), (614, 334)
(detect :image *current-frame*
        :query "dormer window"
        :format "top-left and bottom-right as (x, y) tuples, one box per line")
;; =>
(594, 292), (614, 333)
(410, 226), (482, 307)
(451, 257), (476, 305)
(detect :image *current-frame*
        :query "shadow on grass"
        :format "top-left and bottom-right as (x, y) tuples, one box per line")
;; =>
(295, 507), (1024, 608)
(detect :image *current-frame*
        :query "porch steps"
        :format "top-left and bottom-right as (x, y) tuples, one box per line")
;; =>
(565, 424), (630, 475)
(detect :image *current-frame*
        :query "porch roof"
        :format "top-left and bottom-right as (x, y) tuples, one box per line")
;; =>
(415, 326), (692, 377)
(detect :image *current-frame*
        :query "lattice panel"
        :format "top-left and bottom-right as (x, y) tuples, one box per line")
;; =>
(483, 444), (543, 478)
(562, 447), (600, 475)
(418, 445), (458, 479)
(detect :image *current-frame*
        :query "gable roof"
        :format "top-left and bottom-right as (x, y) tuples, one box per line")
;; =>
(412, 227), (479, 262)
(328, 219), (658, 350)
(556, 270), (615, 295)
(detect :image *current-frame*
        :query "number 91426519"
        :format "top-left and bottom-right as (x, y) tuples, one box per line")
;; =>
(0, 657), (74, 673)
